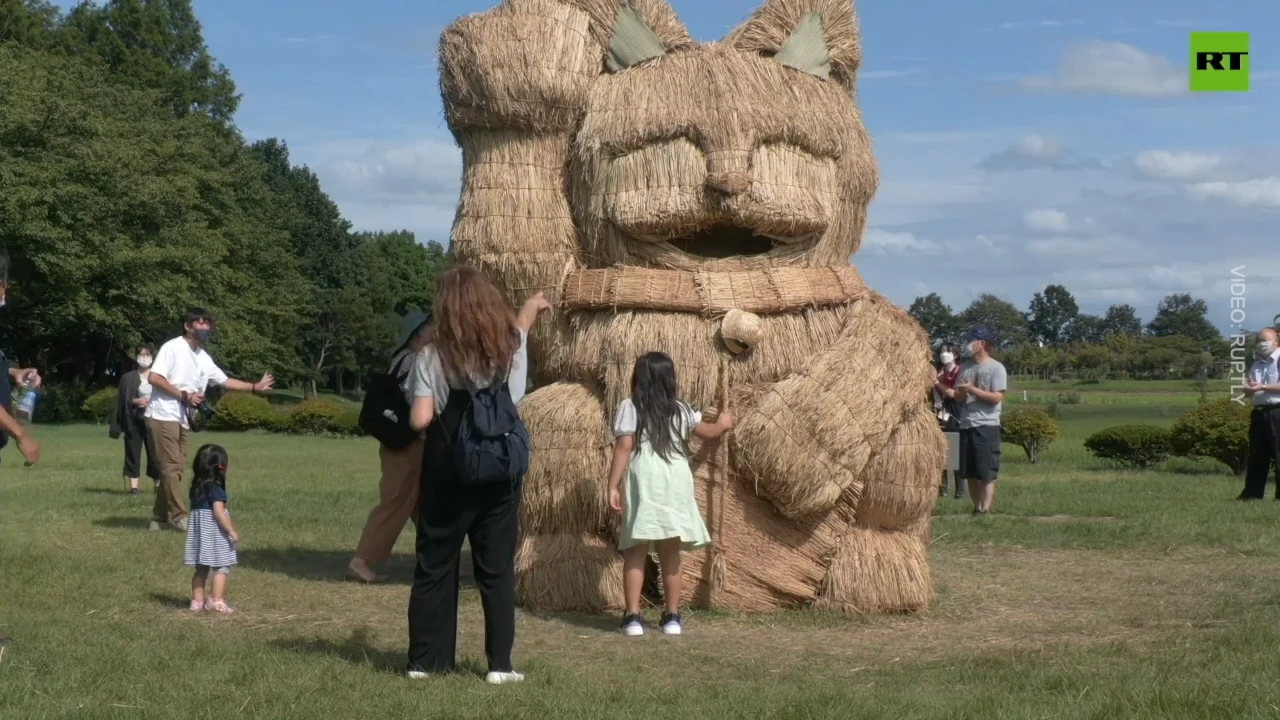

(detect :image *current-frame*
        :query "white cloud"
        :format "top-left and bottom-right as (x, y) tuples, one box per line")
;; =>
(295, 137), (463, 240)
(1186, 177), (1280, 209)
(1020, 41), (1185, 97)
(1134, 150), (1222, 180)
(1024, 208), (1070, 232)
(861, 69), (925, 80)
(986, 19), (1083, 32)
(862, 229), (943, 255)
(1147, 265), (1205, 290)
(978, 135), (1103, 172)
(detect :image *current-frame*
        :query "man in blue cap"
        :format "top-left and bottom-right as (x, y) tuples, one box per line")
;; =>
(954, 325), (1007, 514)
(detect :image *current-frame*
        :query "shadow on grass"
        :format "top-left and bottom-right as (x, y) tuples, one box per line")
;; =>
(524, 611), (620, 633)
(92, 516), (150, 530)
(270, 629), (488, 677)
(238, 547), (474, 586)
(150, 592), (190, 610)
(81, 487), (136, 496)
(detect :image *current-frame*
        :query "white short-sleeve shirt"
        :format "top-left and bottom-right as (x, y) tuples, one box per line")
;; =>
(408, 329), (529, 415)
(612, 399), (702, 441)
(145, 336), (229, 427)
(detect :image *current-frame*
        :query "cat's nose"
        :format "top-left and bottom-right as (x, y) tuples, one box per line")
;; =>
(706, 171), (751, 196)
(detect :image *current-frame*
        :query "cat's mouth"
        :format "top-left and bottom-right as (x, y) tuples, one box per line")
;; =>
(666, 225), (777, 259)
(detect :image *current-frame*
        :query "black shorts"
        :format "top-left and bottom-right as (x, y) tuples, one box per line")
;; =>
(959, 425), (1001, 483)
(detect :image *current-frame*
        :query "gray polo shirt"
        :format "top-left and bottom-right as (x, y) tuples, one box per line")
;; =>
(957, 358), (1007, 428)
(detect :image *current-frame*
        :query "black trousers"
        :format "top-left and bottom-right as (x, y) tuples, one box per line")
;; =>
(406, 475), (521, 674)
(122, 423), (160, 480)
(1241, 406), (1280, 499)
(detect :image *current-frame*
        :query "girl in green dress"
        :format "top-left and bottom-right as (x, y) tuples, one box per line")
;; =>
(607, 352), (734, 636)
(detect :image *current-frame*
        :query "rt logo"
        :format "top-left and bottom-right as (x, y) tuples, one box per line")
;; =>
(1190, 32), (1249, 92)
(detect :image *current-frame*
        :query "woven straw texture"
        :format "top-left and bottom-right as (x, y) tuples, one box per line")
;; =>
(440, 0), (943, 615)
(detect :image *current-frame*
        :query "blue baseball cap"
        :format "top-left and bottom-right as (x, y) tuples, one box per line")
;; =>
(964, 325), (996, 344)
(393, 311), (431, 353)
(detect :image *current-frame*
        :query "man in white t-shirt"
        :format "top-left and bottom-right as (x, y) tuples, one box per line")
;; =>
(145, 308), (273, 531)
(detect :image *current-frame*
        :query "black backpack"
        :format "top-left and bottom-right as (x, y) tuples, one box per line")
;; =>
(449, 378), (531, 486)
(359, 356), (418, 449)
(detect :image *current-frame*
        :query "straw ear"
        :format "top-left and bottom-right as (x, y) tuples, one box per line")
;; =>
(726, 0), (863, 90)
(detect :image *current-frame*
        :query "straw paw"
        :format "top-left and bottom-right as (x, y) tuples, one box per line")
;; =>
(732, 294), (939, 520)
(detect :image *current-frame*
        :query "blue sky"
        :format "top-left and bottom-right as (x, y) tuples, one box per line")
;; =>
(182, 0), (1276, 332)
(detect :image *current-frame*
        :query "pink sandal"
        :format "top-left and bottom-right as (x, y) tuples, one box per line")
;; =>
(189, 600), (205, 612)
(208, 599), (236, 614)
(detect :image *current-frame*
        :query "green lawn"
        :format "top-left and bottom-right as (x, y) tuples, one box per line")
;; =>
(2, 384), (1277, 719)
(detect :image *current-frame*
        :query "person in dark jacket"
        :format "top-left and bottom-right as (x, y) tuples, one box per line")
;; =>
(110, 346), (160, 495)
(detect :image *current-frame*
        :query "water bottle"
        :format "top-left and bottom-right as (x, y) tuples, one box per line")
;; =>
(16, 375), (37, 421)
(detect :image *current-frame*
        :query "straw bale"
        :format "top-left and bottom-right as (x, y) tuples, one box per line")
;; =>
(731, 293), (938, 519)
(559, 266), (867, 314)
(815, 528), (932, 613)
(515, 533), (624, 612)
(449, 129), (581, 375)
(726, 0), (863, 94)
(571, 44), (877, 269)
(519, 382), (613, 535)
(854, 403), (945, 533)
(677, 440), (854, 611)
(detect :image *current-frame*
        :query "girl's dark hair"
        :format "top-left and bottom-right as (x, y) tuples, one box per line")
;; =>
(137, 345), (153, 357)
(630, 352), (687, 462)
(190, 444), (229, 505)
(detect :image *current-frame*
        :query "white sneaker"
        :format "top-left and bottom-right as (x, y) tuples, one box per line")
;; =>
(660, 612), (682, 635)
(620, 613), (645, 637)
(485, 671), (525, 685)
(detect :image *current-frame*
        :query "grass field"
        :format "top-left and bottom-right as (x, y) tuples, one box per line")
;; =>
(3, 382), (1278, 719)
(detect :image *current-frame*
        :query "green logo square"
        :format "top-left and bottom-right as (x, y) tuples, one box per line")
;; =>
(1190, 32), (1249, 92)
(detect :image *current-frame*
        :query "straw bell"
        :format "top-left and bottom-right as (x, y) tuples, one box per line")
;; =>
(720, 309), (764, 354)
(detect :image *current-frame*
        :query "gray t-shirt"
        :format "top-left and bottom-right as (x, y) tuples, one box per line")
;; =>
(407, 330), (529, 416)
(957, 358), (1007, 428)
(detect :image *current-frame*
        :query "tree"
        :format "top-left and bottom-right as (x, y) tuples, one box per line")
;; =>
(250, 138), (376, 396)
(1100, 304), (1143, 338)
(958, 294), (1028, 349)
(56, 0), (239, 122)
(1067, 313), (1104, 344)
(0, 45), (305, 383)
(907, 293), (959, 347)
(0, 0), (59, 47)
(1147, 293), (1221, 346)
(1027, 284), (1079, 347)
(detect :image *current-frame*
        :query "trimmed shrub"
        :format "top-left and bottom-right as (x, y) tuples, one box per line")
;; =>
(327, 408), (365, 437)
(1001, 405), (1060, 463)
(209, 393), (276, 432)
(289, 399), (343, 434)
(1084, 425), (1171, 469)
(32, 385), (91, 424)
(1056, 391), (1083, 405)
(82, 387), (118, 424)
(1170, 399), (1250, 475)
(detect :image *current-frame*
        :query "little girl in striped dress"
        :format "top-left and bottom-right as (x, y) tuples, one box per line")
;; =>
(185, 444), (240, 613)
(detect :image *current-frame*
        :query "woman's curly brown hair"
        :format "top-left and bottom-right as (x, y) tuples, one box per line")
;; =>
(430, 267), (520, 381)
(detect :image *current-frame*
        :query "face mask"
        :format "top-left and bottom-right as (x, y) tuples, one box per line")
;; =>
(1259, 341), (1277, 357)
(940, 352), (955, 365)
(193, 328), (212, 344)
(137, 356), (152, 368)
(960, 342), (977, 359)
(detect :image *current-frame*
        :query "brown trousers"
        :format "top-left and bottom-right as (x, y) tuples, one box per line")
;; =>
(354, 437), (424, 563)
(147, 418), (189, 525)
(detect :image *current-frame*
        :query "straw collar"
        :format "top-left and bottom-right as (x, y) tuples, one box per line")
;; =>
(560, 266), (867, 315)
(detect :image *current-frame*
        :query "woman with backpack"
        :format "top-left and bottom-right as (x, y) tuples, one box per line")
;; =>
(348, 312), (432, 584)
(404, 267), (550, 685)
